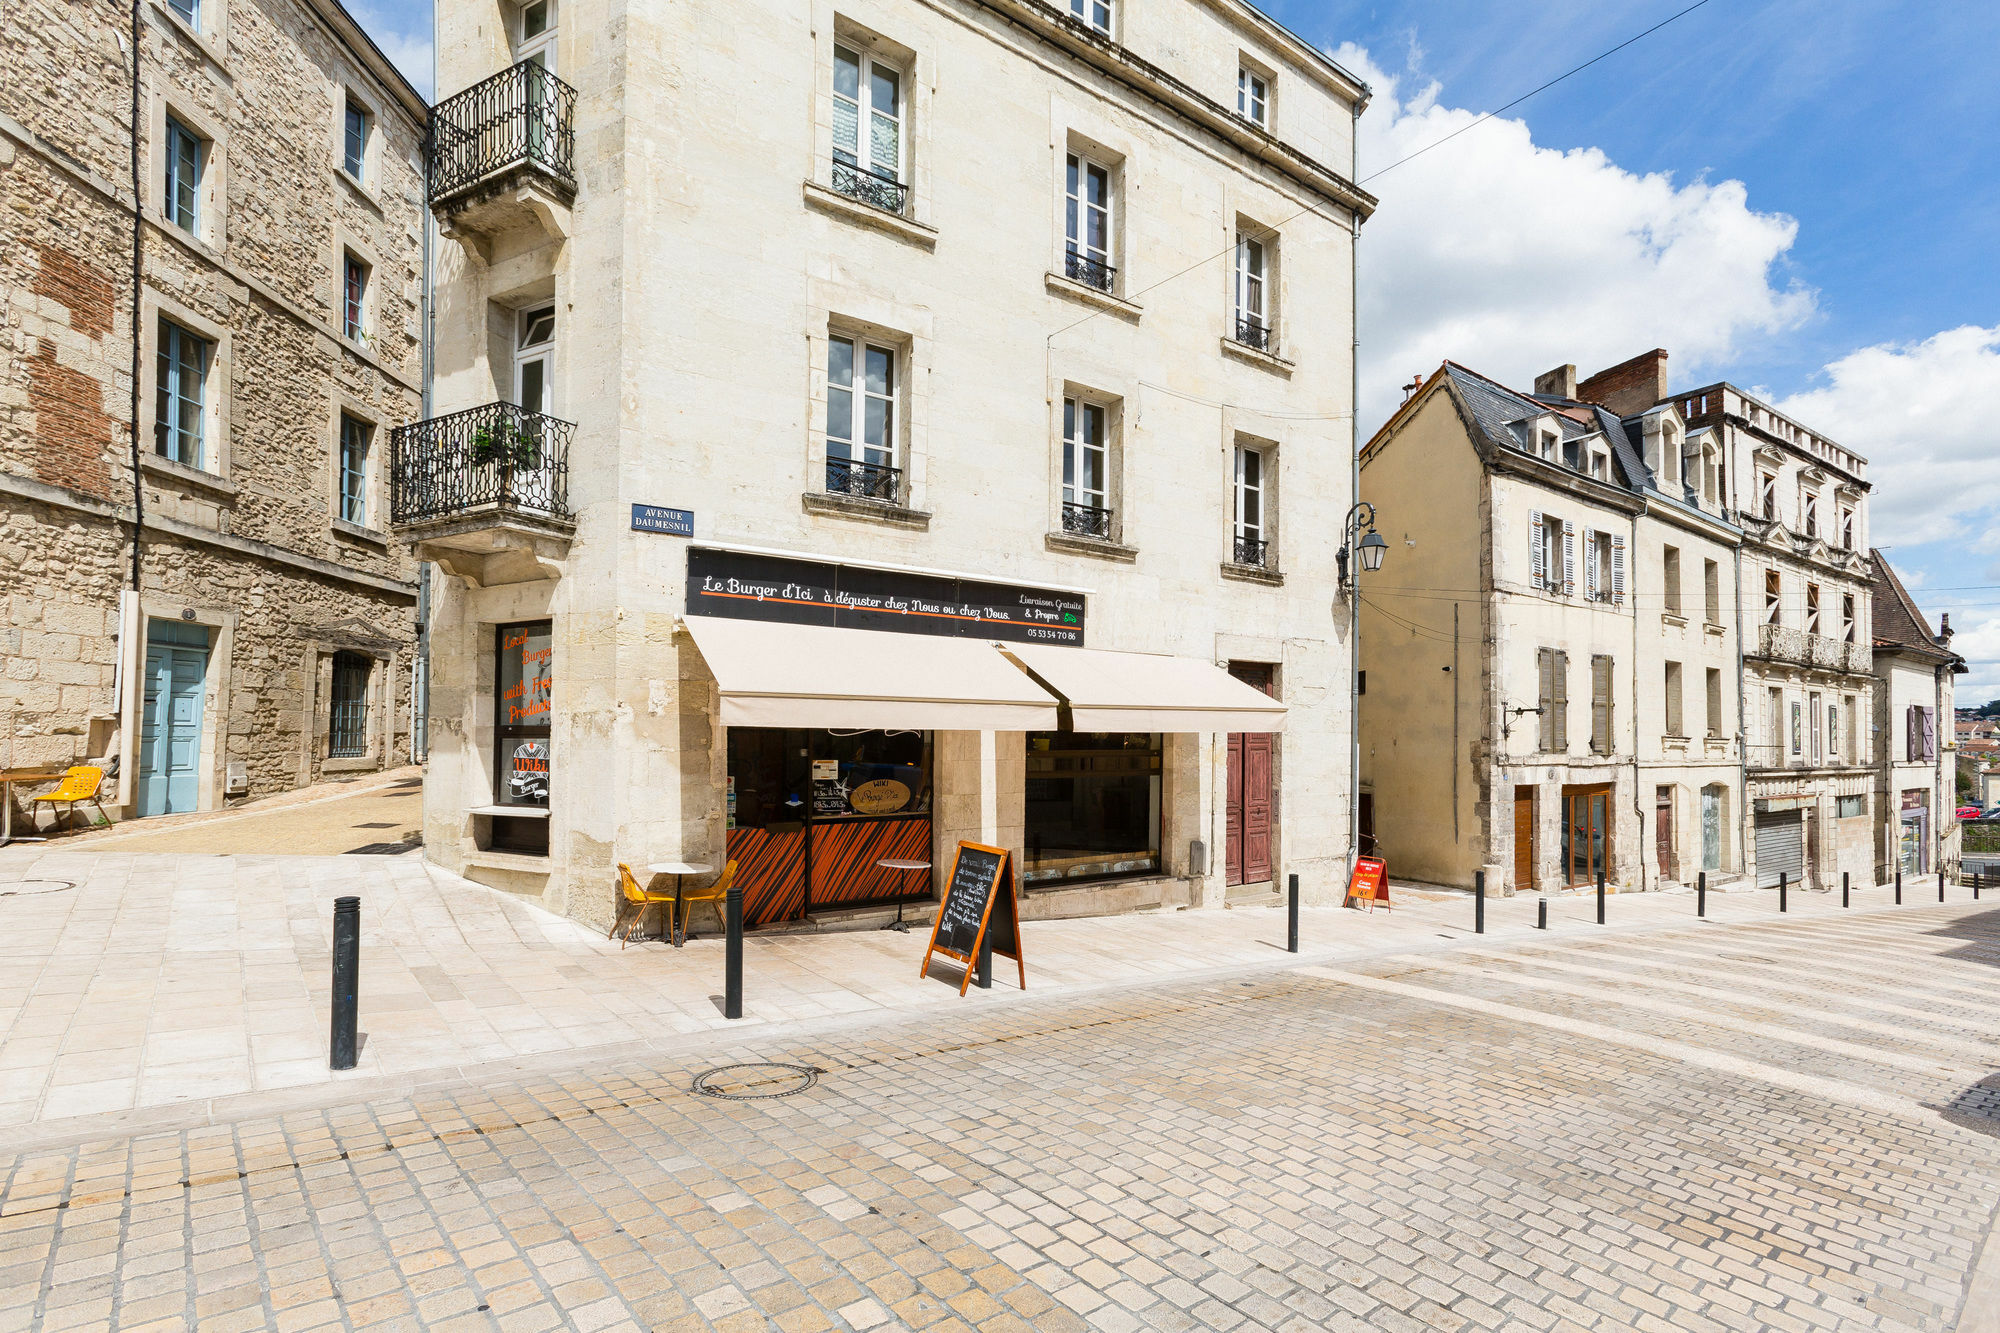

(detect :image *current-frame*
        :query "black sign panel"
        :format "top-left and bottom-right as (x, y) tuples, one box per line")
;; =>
(687, 548), (1084, 646)
(922, 841), (1025, 995)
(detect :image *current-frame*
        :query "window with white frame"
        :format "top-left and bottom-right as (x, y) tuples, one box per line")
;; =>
(1064, 153), (1113, 291)
(342, 253), (369, 342)
(826, 334), (897, 502)
(1064, 0), (1111, 35)
(155, 318), (210, 468)
(1061, 397), (1109, 537)
(168, 0), (200, 26)
(1530, 511), (1570, 594)
(338, 412), (371, 526)
(832, 44), (904, 212)
(1536, 427), (1558, 462)
(1237, 66), (1267, 126)
(164, 115), (204, 234)
(1233, 231), (1269, 348)
(342, 99), (370, 181)
(1232, 444), (1268, 567)
(1841, 592), (1855, 644)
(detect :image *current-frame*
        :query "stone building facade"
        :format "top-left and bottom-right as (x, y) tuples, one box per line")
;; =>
(1870, 552), (1962, 879)
(0, 0), (426, 819)
(405, 0), (1374, 929)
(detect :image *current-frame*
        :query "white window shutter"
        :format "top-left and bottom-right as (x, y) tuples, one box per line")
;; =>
(1530, 510), (1545, 587)
(1584, 527), (1598, 601)
(1612, 534), (1627, 605)
(1562, 521), (1576, 597)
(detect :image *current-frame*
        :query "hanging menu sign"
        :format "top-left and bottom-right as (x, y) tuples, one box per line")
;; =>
(686, 548), (1085, 646)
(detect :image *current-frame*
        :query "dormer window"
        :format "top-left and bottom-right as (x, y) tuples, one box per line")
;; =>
(1588, 445), (1609, 481)
(1562, 436), (1581, 471)
(1660, 420), (1681, 488)
(1700, 443), (1721, 506)
(1537, 428), (1558, 462)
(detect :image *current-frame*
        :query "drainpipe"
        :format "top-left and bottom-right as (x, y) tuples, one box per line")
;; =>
(1347, 99), (1363, 885)
(1631, 500), (1643, 892)
(126, 0), (144, 594)
(411, 13), (438, 766)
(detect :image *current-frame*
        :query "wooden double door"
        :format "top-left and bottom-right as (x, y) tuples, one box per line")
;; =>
(1225, 663), (1277, 886)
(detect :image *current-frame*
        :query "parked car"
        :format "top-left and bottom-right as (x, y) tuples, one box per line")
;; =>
(1958, 806), (1983, 820)
(1977, 808), (2000, 823)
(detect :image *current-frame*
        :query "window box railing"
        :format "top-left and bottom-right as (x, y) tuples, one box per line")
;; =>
(428, 61), (577, 206)
(1234, 316), (1272, 353)
(1062, 502), (1113, 540)
(1065, 250), (1116, 293)
(830, 159), (907, 215)
(825, 456), (901, 504)
(1232, 534), (1269, 567)
(390, 402), (574, 525)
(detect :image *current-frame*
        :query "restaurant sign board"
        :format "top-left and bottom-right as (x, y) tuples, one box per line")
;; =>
(687, 548), (1084, 646)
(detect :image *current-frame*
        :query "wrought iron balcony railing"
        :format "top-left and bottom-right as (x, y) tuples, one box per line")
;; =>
(428, 61), (578, 205)
(1749, 623), (1871, 675)
(1234, 316), (1272, 353)
(1064, 249), (1116, 293)
(390, 402), (573, 525)
(1232, 534), (1270, 568)
(825, 456), (901, 504)
(830, 158), (907, 214)
(1061, 502), (1113, 540)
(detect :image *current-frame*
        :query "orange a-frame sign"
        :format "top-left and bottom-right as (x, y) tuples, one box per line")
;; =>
(1347, 856), (1390, 911)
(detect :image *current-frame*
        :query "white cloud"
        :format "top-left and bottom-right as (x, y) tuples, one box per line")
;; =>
(347, 1), (434, 100)
(1334, 43), (1815, 435)
(1771, 325), (2000, 551)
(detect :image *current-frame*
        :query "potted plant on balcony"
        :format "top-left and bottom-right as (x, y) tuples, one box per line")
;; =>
(469, 421), (542, 472)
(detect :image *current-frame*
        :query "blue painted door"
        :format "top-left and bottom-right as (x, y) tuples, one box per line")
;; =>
(138, 621), (209, 817)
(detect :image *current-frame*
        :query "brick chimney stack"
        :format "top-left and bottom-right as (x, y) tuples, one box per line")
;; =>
(1576, 349), (1670, 418)
(1533, 364), (1578, 399)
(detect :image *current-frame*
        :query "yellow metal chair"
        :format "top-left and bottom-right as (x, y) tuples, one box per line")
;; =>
(610, 862), (675, 948)
(32, 766), (108, 833)
(673, 860), (737, 947)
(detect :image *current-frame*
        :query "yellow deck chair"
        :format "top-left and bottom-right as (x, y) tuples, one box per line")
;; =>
(610, 862), (675, 948)
(673, 860), (737, 947)
(32, 766), (108, 832)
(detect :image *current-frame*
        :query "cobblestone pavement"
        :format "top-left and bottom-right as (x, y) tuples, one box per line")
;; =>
(3, 904), (1999, 1333)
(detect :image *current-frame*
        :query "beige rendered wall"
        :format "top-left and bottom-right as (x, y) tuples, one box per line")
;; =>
(1357, 390), (1483, 888)
(422, 0), (1364, 926)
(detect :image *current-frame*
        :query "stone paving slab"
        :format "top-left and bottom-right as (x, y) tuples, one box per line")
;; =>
(1, 903), (1997, 1331)
(0, 845), (1953, 1136)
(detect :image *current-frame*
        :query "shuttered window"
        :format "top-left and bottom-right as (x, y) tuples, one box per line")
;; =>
(1561, 521), (1575, 597)
(1537, 648), (1570, 752)
(1663, 546), (1681, 616)
(1611, 534), (1626, 605)
(1530, 509), (1545, 586)
(1584, 527), (1599, 601)
(1591, 654), (1614, 754)
(1663, 661), (1682, 739)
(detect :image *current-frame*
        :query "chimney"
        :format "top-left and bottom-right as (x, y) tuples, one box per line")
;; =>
(1939, 613), (1954, 646)
(1576, 349), (1670, 418)
(1533, 364), (1578, 399)
(1402, 372), (1425, 402)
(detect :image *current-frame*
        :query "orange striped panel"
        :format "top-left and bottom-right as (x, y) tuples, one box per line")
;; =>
(810, 818), (933, 910)
(727, 826), (808, 929)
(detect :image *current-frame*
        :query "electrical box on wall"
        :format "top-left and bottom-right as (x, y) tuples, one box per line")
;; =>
(225, 760), (248, 795)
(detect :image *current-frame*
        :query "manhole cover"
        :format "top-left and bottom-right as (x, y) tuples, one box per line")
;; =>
(0, 879), (78, 897)
(692, 1063), (821, 1100)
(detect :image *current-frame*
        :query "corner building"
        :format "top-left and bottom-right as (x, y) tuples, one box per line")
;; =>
(1, 0), (426, 815)
(406, 0), (1375, 928)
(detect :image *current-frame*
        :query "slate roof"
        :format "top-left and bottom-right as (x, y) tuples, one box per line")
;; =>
(1437, 363), (1643, 494)
(1870, 550), (1963, 667)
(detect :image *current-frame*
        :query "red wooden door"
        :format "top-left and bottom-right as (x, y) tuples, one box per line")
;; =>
(1225, 733), (1244, 883)
(1241, 734), (1274, 882)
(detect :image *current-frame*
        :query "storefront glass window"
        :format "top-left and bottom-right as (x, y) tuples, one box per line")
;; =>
(1024, 732), (1161, 884)
(495, 621), (552, 809)
(812, 729), (930, 818)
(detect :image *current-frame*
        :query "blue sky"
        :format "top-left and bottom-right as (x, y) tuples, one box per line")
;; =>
(356, 0), (2000, 700)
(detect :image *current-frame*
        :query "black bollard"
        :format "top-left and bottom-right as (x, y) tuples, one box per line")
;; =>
(976, 923), (993, 990)
(724, 878), (743, 1019)
(1977, 871), (1983, 901)
(1697, 871), (1706, 919)
(1940, 870), (1946, 904)
(1842, 871), (1850, 909)
(330, 896), (359, 1071)
(1779, 871), (1788, 914)
(1596, 867), (1606, 925)
(1288, 873), (1300, 953)
(1537, 897), (1547, 930)
(1475, 870), (1485, 935)
(1895, 868), (1902, 904)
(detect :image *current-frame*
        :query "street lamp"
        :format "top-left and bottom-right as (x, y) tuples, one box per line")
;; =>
(1341, 502), (1384, 891)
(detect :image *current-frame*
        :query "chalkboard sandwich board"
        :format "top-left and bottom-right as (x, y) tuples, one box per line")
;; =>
(921, 840), (1026, 995)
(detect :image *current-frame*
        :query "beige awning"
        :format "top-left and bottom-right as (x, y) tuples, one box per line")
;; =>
(681, 617), (1061, 730)
(1003, 643), (1288, 733)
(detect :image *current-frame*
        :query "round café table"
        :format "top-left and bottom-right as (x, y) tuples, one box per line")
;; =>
(877, 858), (931, 933)
(645, 861), (713, 946)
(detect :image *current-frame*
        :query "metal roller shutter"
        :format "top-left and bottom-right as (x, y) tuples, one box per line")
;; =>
(1755, 809), (1803, 888)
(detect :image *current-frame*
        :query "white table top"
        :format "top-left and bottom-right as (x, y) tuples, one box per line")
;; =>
(646, 862), (713, 876)
(877, 859), (931, 871)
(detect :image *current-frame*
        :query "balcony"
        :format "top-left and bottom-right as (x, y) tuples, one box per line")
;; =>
(428, 62), (577, 257)
(1061, 502), (1113, 541)
(1233, 316), (1272, 354)
(1064, 249), (1116, 294)
(829, 159), (907, 215)
(1747, 623), (1871, 675)
(824, 456), (901, 504)
(389, 403), (575, 585)
(1744, 743), (1863, 772)
(1232, 534), (1270, 568)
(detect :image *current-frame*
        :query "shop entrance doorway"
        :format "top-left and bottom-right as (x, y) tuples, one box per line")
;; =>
(1513, 786), (1535, 893)
(1225, 663), (1276, 887)
(1562, 784), (1611, 887)
(138, 619), (209, 817)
